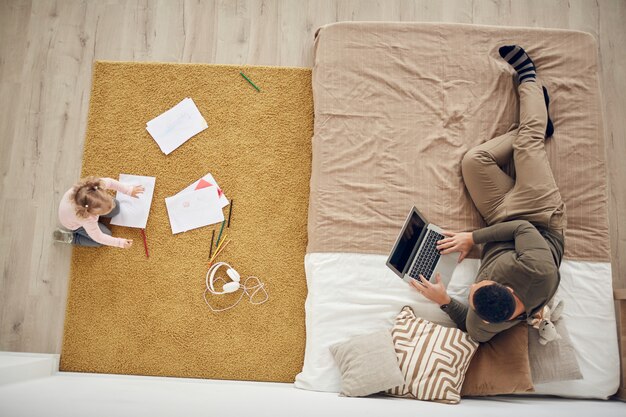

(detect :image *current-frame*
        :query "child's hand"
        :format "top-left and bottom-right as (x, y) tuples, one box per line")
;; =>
(122, 239), (133, 249)
(131, 185), (145, 198)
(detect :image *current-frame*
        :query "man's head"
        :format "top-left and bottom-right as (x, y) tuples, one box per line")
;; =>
(469, 280), (516, 323)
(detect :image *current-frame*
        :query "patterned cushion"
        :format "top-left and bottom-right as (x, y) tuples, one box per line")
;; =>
(386, 306), (479, 404)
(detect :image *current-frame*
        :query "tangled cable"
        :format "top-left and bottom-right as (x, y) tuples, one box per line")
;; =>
(203, 262), (269, 313)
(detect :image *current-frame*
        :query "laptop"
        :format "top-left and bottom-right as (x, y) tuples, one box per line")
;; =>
(386, 206), (457, 287)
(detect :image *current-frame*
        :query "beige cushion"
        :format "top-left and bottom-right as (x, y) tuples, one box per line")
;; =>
(329, 330), (404, 397)
(462, 323), (535, 396)
(386, 306), (478, 404)
(528, 318), (582, 384)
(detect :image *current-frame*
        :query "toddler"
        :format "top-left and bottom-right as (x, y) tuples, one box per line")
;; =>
(54, 176), (144, 248)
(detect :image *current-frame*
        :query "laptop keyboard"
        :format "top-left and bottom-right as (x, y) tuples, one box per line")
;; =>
(408, 231), (445, 281)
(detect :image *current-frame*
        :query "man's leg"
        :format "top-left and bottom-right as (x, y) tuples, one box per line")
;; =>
(461, 129), (517, 225)
(496, 45), (565, 231)
(500, 45), (555, 137)
(502, 81), (566, 231)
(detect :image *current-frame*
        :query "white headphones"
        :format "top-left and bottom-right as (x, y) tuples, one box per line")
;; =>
(207, 262), (241, 294)
(204, 262), (269, 312)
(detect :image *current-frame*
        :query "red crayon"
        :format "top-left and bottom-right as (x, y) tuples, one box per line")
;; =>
(140, 228), (150, 258)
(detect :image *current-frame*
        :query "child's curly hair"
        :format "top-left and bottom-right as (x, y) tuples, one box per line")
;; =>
(70, 176), (114, 218)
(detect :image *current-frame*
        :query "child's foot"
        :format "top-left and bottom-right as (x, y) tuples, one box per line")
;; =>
(499, 45), (536, 83)
(53, 229), (74, 244)
(543, 86), (554, 138)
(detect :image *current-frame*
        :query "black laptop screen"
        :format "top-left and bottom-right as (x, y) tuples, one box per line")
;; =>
(388, 211), (426, 276)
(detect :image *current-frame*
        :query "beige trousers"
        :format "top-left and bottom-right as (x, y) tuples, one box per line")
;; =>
(461, 81), (566, 232)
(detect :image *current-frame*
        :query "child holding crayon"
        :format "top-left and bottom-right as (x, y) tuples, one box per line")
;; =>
(54, 176), (143, 248)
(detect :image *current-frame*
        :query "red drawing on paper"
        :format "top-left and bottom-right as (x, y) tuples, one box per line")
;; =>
(195, 178), (224, 197)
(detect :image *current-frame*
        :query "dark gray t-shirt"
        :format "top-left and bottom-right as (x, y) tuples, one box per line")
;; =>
(444, 220), (564, 334)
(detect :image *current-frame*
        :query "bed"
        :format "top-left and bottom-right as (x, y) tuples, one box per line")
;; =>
(295, 22), (619, 400)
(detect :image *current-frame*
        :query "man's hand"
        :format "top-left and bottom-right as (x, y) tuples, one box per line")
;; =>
(409, 273), (451, 306)
(436, 231), (474, 263)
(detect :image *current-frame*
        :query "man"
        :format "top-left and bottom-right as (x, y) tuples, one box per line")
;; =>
(412, 45), (566, 343)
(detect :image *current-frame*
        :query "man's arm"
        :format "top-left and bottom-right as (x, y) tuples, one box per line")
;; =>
(442, 298), (469, 332)
(409, 274), (468, 331)
(472, 220), (556, 276)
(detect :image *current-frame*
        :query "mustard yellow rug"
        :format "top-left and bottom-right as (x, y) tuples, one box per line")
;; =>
(60, 62), (312, 382)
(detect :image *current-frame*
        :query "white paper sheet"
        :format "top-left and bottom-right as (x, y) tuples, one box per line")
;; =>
(165, 186), (224, 234)
(146, 98), (208, 155)
(110, 174), (156, 229)
(177, 172), (229, 209)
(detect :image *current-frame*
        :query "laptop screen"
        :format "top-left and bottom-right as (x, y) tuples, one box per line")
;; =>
(387, 210), (426, 277)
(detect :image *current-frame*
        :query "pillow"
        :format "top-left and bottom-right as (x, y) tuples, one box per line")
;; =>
(528, 318), (583, 384)
(385, 306), (478, 404)
(461, 323), (534, 396)
(329, 330), (405, 397)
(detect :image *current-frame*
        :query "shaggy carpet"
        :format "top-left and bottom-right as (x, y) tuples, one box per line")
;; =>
(60, 61), (312, 382)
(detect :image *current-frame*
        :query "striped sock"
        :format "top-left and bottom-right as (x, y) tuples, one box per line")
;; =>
(498, 45), (536, 83)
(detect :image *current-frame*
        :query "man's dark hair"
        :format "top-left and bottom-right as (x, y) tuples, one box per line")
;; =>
(472, 283), (516, 323)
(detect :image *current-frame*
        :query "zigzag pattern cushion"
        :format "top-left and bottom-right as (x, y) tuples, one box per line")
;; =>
(386, 306), (478, 404)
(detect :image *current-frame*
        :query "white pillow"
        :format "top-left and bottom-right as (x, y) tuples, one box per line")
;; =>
(330, 330), (404, 397)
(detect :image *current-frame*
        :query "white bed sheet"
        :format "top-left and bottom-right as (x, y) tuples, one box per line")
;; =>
(295, 253), (619, 399)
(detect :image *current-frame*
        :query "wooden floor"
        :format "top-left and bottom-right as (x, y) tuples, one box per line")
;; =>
(1, 0), (624, 358)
